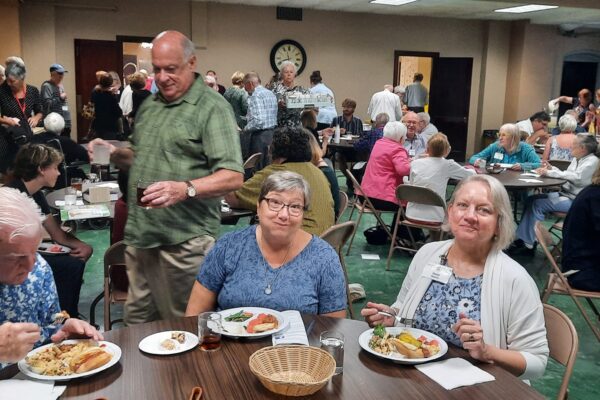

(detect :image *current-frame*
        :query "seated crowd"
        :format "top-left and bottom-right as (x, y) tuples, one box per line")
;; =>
(2, 30), (600, 389)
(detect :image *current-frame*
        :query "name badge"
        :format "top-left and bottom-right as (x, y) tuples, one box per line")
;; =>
(493, 152), (503, 161)
(62, 105), (69, 111)
(409, 149), (416, 157)
(422, 263), (452, 284)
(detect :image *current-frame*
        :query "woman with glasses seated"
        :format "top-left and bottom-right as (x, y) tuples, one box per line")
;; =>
(185, 171), (347, 317)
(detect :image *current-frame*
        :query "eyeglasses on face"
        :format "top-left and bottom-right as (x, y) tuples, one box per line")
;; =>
(262, 197), (304, 216)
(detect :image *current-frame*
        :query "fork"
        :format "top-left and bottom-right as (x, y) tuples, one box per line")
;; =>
(377, 311), (412, 326)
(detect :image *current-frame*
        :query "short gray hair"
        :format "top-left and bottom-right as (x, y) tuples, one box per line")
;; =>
(558, 114), (577, 133)
(383, 121), (407, 142)
(393, 85), (405, 94)
(44, 112), (65, 134)
(446, 174), (515, 252)
(374, 112), (389, 127)
(0, 187), (43, 244)
(243, 71), (261, 85)
(5, 62), (26, 81)
(499, 123), (521, 153)
(417, 112), (430, 125)
(258, 171), (311, 210)
(5, 56), (24, 68)
(280, 61), (296, 74)
(575, 133), (598, 155)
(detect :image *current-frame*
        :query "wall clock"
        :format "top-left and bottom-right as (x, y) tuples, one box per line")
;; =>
(270, 39), (307, 76)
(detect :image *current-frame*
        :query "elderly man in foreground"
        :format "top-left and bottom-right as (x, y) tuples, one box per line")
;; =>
(88, 31), (244, 325)
(0, 188), (101, 367)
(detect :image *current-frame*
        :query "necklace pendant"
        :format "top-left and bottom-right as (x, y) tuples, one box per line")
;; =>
(264, 285), (272, 295)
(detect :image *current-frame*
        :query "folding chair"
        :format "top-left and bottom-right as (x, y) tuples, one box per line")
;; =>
(343, 170), (394, 256)
(320, 221), (357, 319)
(535, 222), (600, 341)
(336, 190), (349, 224)
(242, 152), (262, 179)
(548, 159), (571, 171)
(386, 185), (447, 270)
(543, 304), (579, 400)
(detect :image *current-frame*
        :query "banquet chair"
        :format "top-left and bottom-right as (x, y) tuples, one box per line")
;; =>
(543, 304), (578, 400)
(343, 170), (394, 256)
(336, 190), (349, 224)
(387, 185), (446, 270)
(243, 152), (262, 180)
(548, 159), (571, 171)
(535, 222), (600, 341)
(320, 221), (357, 319)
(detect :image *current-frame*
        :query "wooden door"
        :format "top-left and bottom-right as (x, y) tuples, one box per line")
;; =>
(428, 57), (473, 162)
(74, 39), (121, 142)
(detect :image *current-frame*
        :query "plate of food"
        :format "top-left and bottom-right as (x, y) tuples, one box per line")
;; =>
(37, 242), (71, 255)
(218, 307), (288, 339)
(18, 339), (121, 381)
(138, 331), (199, 355)
(358, 325), (448, 365)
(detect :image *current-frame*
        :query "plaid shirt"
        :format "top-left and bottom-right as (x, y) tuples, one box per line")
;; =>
(330, 115), (363, 136)
(353, 127), (383, 152)
(245, 85), (277, 131)
(403, 134), (427, 157)
(125, 76), (244, 248)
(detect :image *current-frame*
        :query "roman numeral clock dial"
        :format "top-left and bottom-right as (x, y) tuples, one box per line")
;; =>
(270, 39), (307, 76)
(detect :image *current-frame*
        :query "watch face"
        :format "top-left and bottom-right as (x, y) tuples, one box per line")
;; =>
(270, 40), (306, 75)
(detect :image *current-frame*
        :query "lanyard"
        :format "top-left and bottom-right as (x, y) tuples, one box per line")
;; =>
(13, 86), (27, 117)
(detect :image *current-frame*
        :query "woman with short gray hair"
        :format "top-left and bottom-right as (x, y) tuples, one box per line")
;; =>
(0, 60), (43, 129)
(512, 133), (600, 253)
(186, 170), (347, 318)
(363, 174), (549, 380)
(271, 61), (310, 128)
(542, 114), (577, 162)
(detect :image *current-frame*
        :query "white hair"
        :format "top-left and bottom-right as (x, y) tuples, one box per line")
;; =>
(393, 85), (405, 94)
(383, 121), (407, 142)
(417, 112), (430, 125)
(280, 61), (296, 74)
(0, 64), (5, 77)
(0, 188), (43, 244)
(44, 112), (65, 134)
(558, 115), (577, 133)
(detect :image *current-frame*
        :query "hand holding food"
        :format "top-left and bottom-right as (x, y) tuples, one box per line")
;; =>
(360, 302), (396, 327)
(0, 322), (40, 363)
(51, 318), (103, 343)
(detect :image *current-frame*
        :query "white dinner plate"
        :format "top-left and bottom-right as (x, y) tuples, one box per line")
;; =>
(218, 307), (288, 339)
(358, 327), (448, 365)
(138, 331), (199, 355)
(498, 163), (513, 168)
(37, 242), (71, 256)
(18, 340), (121, 381)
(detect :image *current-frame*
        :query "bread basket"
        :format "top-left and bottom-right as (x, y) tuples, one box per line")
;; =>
(249, 345), (336, 396)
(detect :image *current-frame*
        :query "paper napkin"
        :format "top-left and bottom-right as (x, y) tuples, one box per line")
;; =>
(0, 373), (66, 400)
(415, 357), (495, 390)
(272, 310), (309, 346)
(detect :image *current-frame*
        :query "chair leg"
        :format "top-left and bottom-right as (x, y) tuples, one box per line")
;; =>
(541, 279), (554, 303)
(386, 212), (402, 271)
(346, 208), (364, 256)
(89, 292), (104, 329)
(103, 277), (111, 331)
(571, 295), (600, 341)
(585, 298), (600, 319)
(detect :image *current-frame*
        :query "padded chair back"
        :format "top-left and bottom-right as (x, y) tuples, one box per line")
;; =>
(243, 152), (262, 170)
(336, 190), (349, 224)
(543, 304), (578, 400)
(548, 159), (571, 171)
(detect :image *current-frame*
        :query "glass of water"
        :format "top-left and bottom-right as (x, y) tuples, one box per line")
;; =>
(320, 331), (344, 375)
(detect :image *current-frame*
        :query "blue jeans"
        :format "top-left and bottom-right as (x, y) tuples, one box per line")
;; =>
(516, 193), (572, 246)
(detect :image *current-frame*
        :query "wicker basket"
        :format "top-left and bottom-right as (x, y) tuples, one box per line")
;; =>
(249, 345), (336, 397)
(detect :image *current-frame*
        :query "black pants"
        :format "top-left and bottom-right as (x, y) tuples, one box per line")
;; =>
(43, 254), (86, 317)
(407, 106), (425, 113)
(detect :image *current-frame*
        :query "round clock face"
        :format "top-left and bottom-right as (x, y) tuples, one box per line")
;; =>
(270, 39), (307, 76)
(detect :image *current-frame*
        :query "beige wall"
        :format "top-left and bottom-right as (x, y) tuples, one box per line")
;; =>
(15, 0), (600, 157)
(0, 1), (21, 63)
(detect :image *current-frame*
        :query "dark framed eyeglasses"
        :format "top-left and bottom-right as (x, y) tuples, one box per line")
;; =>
(263, 197), (304, 216)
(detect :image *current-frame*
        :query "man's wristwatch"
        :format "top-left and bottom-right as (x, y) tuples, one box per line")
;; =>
(185, 181), (197, 198)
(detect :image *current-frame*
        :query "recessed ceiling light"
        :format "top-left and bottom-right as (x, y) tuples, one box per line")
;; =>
(494, 4), (558, 14)
(370, 0), (418, 6)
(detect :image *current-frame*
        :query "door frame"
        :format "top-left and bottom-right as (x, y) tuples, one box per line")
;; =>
(393, 50), (439, 88)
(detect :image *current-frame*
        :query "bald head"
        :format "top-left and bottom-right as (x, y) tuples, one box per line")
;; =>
(151, 31), (197, 102)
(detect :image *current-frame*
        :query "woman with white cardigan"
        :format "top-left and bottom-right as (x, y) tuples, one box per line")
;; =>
(361, 174), (548, 380)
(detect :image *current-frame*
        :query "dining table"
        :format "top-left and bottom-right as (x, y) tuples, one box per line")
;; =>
(1, 315), (545, 399)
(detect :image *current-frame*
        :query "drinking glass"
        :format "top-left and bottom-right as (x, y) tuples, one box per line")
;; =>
(320, 331), (344, 375)
(64, 187), (77, 206)
(136, 180), (155, 209)
(93, 143), (110, 165)
(71, 178), (83, 195)
(198, 312), (222, 352)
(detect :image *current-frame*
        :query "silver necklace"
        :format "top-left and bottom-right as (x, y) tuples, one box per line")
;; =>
(258, 228), (293, 295)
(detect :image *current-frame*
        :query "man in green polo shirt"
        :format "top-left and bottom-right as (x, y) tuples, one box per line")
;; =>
(88, 31), (243, 324)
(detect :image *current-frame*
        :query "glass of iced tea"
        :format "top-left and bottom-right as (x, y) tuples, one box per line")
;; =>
(136, 180), (155, 209)
(71, 178), (83, 195)
(198, 312), (222, 352)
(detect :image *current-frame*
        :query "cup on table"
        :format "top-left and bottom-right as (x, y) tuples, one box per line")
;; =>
(71, 178), (83, 195)
(320, 330), (344, 375)
(93, 143), (111, 165)
(64, 187), (77, 206)
(136, 180), (155, 209)
(197, 312), (222, 352)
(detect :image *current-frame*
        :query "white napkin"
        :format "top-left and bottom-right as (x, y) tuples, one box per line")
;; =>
(272, 310), (309, 346)
(518, 178), (544, 183)
(520, 172), (541, 178)
(0, 373), (66, 400)
(54, 200), (85, 206)
(361, 254), (380, 260)
(415, 357), (495, 390)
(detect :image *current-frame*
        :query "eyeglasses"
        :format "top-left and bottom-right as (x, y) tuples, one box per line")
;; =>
(263, 197), (304, 216)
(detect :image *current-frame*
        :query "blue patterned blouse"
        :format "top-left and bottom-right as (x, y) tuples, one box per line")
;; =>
(197, 225), (347, 315)
(413, 273), (483, 346)
(0, 254), (60, 368)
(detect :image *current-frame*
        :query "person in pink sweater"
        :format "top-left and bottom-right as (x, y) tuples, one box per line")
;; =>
(360, 121), (410, 212)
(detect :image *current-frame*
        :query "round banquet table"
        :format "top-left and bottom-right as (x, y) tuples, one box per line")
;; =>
(477, 168), (566, 189)
(1, 315), (544, 399)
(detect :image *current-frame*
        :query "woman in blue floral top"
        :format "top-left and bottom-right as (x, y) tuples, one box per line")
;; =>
(362, 175), (548, 381)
